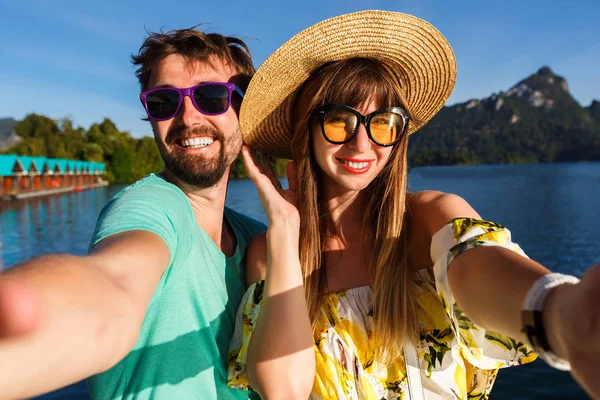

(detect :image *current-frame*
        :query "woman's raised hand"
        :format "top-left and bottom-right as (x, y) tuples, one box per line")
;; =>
(241, 145), (299, 228)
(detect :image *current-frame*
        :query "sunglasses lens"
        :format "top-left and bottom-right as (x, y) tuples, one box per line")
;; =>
(369, 112), (405, 145)
(322, 109), (358, 143)
(193, 84), (230, 114)
(145, 89), (180, 120)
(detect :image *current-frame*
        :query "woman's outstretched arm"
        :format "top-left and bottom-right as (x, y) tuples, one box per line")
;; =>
(415, 190), (600, 399)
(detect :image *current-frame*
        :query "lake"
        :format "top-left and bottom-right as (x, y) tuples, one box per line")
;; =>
(1, 162), (598, 399)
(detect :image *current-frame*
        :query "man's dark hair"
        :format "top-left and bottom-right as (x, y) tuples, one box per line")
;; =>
(132, 27), (255, 91)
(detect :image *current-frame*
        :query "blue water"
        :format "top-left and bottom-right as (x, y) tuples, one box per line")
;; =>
(1, 162), (598, 399)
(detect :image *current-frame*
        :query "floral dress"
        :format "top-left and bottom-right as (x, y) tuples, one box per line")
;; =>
(227, 218), (537, 399)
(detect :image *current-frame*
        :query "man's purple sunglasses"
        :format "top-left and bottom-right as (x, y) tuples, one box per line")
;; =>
(140, 82), (244, 121)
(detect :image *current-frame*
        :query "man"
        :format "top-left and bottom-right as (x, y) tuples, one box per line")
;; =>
(0, 28), (264, 399)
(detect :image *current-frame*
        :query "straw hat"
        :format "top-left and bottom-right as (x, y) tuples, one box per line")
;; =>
(240, 10), (457, 160)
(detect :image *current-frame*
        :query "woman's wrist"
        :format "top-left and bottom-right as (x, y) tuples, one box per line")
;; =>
(521, 273), (580, 370)
(266, 208), (300, 231)
(265, 223), (301, 279)
(267, 220), (300, 242)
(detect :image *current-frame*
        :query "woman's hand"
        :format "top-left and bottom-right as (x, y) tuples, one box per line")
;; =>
(545, 264), (600, 399)
(241, 145), (299, 228)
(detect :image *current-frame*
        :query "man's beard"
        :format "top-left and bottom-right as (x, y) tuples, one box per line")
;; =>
(157, 125), (242, 188)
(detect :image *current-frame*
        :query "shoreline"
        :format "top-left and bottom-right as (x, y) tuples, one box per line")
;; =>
(0, 182), (109, 201)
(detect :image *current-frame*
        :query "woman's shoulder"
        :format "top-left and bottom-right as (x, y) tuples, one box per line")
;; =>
(408, 191), (480, 238)
(408, 190), (469, 211)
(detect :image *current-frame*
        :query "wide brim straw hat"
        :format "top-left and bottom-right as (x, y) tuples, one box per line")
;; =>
(240, 10), (457, 160)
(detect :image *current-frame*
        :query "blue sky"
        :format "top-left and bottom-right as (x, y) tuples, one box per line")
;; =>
(1, 0), (599, 138)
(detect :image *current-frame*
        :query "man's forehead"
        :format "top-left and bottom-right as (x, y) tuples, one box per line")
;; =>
(148, 54), (236, 88)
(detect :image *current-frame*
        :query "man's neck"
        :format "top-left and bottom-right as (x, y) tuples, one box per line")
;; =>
(161, 168), (234, 255)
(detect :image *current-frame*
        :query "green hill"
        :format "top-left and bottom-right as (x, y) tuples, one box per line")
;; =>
(409, 67), (600, 165)
(586, 100), (600, 123)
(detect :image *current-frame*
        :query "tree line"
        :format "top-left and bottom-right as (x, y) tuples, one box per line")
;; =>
(1, 114), (288, 183)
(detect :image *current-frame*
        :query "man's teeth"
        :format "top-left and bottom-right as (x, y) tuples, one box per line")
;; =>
(341, 160), (369, 169)
(181, 137), (214, 148)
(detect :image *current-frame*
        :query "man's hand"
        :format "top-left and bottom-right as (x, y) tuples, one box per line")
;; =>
(546, 264), (600, 399)
(0, 277), (41, 338)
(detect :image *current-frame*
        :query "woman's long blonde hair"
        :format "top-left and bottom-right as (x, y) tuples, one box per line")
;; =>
(290, 58), (419, 362)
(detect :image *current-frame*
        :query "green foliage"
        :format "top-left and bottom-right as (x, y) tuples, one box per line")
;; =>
(132, 137), (164, 181)
(5, 114), (162, 183)
(229, 153), (291, 179)
(111, 147), (135, 182)
(82, 143), (104, 162)
(271, 157), (290, 177)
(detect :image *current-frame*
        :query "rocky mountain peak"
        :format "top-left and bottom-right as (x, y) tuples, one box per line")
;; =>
(0, 117), (21, 150)
(536, 66), (555, 77)
(505, 66), (573, 109)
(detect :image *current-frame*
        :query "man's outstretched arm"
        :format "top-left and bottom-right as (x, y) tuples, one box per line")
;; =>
(0, 230), (169, 400)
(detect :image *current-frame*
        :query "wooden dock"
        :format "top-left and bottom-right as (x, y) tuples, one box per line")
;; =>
(0, 181), (108, 201)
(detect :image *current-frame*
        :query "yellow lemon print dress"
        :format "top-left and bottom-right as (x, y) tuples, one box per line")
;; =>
(227, 218), (537, 399)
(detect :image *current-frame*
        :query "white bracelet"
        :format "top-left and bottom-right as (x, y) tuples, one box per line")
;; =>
(522, 273), (580, 371)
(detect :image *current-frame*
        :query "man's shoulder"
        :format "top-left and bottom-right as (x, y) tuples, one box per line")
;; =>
(113, 174), (184, 200)
(97, 174), (192, 229)
(91, 174), (193, 256)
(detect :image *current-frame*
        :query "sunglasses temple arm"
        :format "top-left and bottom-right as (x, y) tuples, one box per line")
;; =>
(234, 86), (245, 99)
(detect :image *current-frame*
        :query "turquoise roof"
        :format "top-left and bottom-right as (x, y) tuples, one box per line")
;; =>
(46, 158), (58, 172)
(16, 156), (36, 173)
(0, 155), (106, 176)
(31, 156), (48, 173)
(91, 162), (103, 173)
(67, 160), (77, 173)
(0, 155), (19, 176)
(46, 158), (65, 173)
(55, 159), (68, 173)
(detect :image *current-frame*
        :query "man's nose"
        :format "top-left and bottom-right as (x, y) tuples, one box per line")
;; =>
(177, 95), (207, 126)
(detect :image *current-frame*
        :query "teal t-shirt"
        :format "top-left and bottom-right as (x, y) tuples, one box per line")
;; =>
(86, 174), (265, 400)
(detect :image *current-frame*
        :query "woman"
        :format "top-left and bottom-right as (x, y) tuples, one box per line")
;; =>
(227, 11), (600, 400)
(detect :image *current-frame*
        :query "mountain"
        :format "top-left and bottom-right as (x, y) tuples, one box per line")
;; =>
(586, 100), (600, 123)
(409, 67), (600, 166)
(0, 117), (21, 151)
